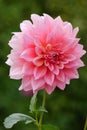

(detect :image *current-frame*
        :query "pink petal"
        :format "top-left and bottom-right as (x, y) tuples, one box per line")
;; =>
(20, 48), (36, 61)
(54, 16), (63, 26)
(20, 20), (33, 32)
(22, 62), (35, 75)
(56, 80), (66, 90)
(35, 47), (43, 56)
(48, 25), (64, 43)
(46, 32), (55, 44)
(19, 76), (32, 91)
(31, 78), (45, 92)
(33, 57), (44, 66)
(44, 70), (54, 86)
(9, 33), (25, 51)
(64, 54), (76, 62)
(64, 22), (72, 36)
(65, 59), (84, 68)
(48, 64), (54, 71)
(61, 38), (75, 52)
(31, 14), (42, 25)
(65, 76), (70, 84)
(53, 65), (59, 75)
(72, 27), (79, 37)
(72, 44), (86, 58)
(52, 77), (66, 90)
(43, 13), (53, 27)
(34, 66), (47, 79)
(6, 57), (13, 66)
(45, 84), (55, 94)
(10, 66), (23, 79)
(56, 71), (65, 82)
(64, 68), (79, 79)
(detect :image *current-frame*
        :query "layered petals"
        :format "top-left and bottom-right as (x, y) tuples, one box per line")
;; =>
(6, 13), (86, 95)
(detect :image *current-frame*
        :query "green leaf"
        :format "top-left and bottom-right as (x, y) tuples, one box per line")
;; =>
(84, 118), (87, 130)
(37, 106), (48, 113)
(29, 93), (37, 113)
(4, 113), (36, 128)
(42, 124), (59, 130)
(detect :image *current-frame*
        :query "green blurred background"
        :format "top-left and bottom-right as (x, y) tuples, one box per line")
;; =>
(0, 0), (87, 130)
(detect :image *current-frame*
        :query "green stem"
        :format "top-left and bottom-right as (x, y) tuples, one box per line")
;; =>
(36, 90), (46, 130)
(84, 118), (87, 130)
(39, 90), (46, 126)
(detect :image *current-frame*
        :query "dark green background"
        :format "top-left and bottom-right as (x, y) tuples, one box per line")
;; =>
(0, 0), (87, 130)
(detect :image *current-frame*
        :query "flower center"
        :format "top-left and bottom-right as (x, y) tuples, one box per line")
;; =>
(44, 51), (59, 64)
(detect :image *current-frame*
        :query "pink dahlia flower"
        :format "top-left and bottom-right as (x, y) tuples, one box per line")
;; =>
(6, 14), (86, 94)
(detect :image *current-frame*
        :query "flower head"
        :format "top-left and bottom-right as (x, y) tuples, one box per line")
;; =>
(6, 14), (86, 94)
